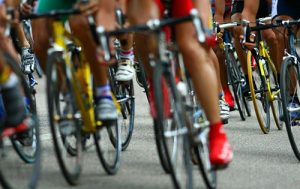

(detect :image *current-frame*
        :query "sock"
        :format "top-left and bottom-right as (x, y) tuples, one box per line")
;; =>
(95, 83), (112, 101)
(119, 48), (134, 61)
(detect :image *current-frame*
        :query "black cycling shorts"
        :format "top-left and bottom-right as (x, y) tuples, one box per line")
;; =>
(231, 0), (270, 19)
(276, 0), (300, 19)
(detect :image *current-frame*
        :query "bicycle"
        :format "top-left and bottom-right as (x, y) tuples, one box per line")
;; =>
(23, 9), (122, 185)
(277, 19), (300, 160)
(241, 17), (283, 134)
(216, 23), (251, 121)
(0, 53), (41, 189)
(106, 8), (220, 188)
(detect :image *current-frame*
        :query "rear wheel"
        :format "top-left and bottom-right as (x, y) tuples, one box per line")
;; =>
(247, 51), (270, 134)
(267, 60), (283, 130)
(153, 62), (192, 189)
(109, 66), (135, 151)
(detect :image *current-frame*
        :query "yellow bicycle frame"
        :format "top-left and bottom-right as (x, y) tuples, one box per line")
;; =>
(52, 21), (98, 133)
(258, 41), (280, 102)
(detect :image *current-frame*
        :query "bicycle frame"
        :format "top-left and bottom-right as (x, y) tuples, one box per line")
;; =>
(50, 21), (97, 133)
(257, 40), (280, 102)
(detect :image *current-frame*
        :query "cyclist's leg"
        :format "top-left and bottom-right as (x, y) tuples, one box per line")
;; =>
(242, 0), (259, 23)
(231, 3), (247, 75)
(127, 0), (232, 166)
(115, 0), (135, 81)
(69, 0), (118, 122)
(257, 0), (279, 73)
(0, 3), (28, 131)
(173, 0), (232, 166)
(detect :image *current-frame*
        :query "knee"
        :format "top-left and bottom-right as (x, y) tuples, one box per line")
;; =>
(263, 31), (277, 46)
(69, 16), (89, 37)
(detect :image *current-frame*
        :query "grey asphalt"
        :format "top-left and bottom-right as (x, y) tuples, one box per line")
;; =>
(32, 78), (300, 189)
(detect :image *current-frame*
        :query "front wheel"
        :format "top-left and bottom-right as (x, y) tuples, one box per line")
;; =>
(94, 120), (121, 175)
(46, 52), (83, 185)
(153, 62), (192, 189)
(0, 54), (41, 189)
(280, 56), (300, 161)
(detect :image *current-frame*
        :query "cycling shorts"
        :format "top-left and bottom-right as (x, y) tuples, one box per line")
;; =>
(231, 0), (270, 19)
(154, 0), (193, 18)
(275, 0), (300, 19)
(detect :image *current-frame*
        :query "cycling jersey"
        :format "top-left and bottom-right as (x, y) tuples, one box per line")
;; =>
(37, 0), (75, 13)
(231, 0), (270, 19)
(36, 0), (76, 21)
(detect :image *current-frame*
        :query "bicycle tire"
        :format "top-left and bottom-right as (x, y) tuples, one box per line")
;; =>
(0, 54), (41, 189)
(109, 67), (135, 151)
(184, 76), (217, 189)
(94, 120), (121, 175)
(46, 51), (82, 185)
(226, 49), (246, 121)
(135, 59), (150, 102)
(247, 51), (270, 134)
(280, 56), (300, 160)
(267, 59), (283, 130)
(153, 61), (192, 189)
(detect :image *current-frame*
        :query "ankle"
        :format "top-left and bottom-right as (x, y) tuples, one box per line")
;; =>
(95, 83), (112, 102)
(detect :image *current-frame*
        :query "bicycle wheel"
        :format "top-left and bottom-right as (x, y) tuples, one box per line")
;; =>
(280, 56), (300, 160)
(0, 54), (41, 189)
(46, 51), (82, 185)
(194, 126), (217, 189)
(153, 62), (192, 189)
(135, 59), (150, 102)
(247, 51), (270, 134)
(184, 77), (217, 189)
(94, 120), (121, 175)
(267, 60), (283, 130)
(226, 49), (246, 121)
(109, 66), (135, 151)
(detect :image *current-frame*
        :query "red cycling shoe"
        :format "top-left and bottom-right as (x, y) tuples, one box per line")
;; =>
(223, 87), (235, 111)
(209, 121), (233, 169)
(1, 117), (32, 139)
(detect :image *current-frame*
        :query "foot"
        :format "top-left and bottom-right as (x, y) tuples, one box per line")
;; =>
(115, 59), (135, 81)
(209, 122), (233, 169)
(223, 88), (235, 111)
(95, 98), (118, 124)
(287, 100), (300, 122)
(2, 117), (33, 143)
(219, 98), (230, 124)
(21, 47), (35, 74)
